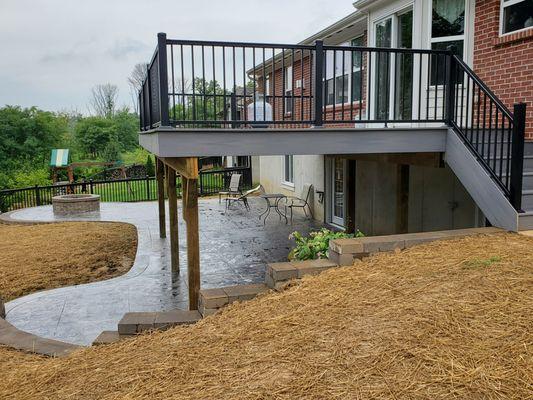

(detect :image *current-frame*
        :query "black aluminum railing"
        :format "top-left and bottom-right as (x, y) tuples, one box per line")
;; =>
(139, 33), (526, 211)
(447, 55), (526, 210)
(0, 167), (252, 213)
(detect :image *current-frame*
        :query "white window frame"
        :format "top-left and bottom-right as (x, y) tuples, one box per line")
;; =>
(499, 0), (533, 36)
(328, 157), (346, 227)
(324, 36), (365, 107)
(430, 0), (466, 87)
(284, 66), (293, 114)
(282, 155), (294, 188)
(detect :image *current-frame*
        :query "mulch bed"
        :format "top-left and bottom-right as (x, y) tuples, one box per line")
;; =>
(0, 222), (137, 302)
(0, 232), (531, 399)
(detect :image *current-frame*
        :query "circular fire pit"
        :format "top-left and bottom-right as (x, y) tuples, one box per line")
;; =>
(52, 194), (100, 215)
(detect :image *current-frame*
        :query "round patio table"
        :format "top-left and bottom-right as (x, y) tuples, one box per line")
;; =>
(259, 193), (287, 224)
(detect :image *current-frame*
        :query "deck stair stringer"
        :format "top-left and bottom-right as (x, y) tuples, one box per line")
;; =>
(445, 129), (519, 232)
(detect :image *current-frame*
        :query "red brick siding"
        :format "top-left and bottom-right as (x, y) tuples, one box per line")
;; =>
(473, 0), (533, 138)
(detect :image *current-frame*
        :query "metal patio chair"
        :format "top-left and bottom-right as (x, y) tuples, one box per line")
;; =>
(218, 173), (242, 203)
(284, 183), (313, 222)
(225, 185), (262, 211)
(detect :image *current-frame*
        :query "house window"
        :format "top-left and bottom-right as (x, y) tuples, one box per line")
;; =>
(430, 0), (465, 85)
(351, 36), (364, 102)
(284, 66), (293, 114)
(324, 37), (364, 106)
(500, 0), (533, 35)
(283, 155), (294, 185)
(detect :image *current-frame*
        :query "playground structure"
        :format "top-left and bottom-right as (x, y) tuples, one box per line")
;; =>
(50, 149), (126, 184)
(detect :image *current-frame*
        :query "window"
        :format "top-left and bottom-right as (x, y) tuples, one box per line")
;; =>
(283, 155), (294, 185)
(500, 0), (533, 35)
(324, 37), (364, 106)
(351, 36), (364, 102)
(284, 66), (293, 113)
(431, 0), (465, 85)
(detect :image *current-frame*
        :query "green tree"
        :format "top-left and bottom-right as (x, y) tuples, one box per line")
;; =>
(74, 117), (117, 158)
(145, 155), (155, 177)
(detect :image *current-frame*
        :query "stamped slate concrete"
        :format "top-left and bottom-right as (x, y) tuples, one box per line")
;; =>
(4, 198), (323, 346)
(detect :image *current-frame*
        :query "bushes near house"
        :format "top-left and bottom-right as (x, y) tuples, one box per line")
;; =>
(289, 228), (364, 261)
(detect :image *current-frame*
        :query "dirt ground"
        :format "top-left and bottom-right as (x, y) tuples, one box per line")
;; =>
(0, 232), (531, 399)
(0, 222), (137, 302)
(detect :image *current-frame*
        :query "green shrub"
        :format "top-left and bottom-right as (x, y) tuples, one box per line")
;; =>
(288, 228), (364, 261)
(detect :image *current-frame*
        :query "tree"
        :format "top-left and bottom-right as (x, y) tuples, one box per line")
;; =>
(128, 63), (147, 112)
(145, 155), (155, 177)
(90, 84), (118, 118)
(74, 117), (117, 158)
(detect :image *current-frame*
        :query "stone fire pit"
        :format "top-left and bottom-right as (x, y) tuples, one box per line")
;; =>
(52, 194), (100, 215)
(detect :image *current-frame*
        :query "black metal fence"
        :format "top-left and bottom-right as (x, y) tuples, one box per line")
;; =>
(0, 167), (252, 213)
(139, 34), (458, 130)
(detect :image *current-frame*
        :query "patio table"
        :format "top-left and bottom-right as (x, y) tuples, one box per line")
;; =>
(259, 193), (287, 224)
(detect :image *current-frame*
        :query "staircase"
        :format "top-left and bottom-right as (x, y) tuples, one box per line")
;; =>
(445, 55), (529, 232)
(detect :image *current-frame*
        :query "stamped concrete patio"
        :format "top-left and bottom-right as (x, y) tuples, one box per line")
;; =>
(4, 197), (324, 346)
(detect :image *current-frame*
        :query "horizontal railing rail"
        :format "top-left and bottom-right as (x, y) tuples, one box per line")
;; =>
(0, 167), (252, 213)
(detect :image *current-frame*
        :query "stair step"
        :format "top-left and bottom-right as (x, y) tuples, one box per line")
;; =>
(92, 331), (120, 346)
(518, 211), (533, 231)
(118, 310), (202, 335)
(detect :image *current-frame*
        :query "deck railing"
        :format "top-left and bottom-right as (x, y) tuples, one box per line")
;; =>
(139, 33), (526, 211)
(0, 167), (252, 213)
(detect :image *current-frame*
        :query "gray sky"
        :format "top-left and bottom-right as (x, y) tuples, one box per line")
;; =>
(0, 0), (354, 114)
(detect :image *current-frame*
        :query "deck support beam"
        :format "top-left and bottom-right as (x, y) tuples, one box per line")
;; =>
(156, 157), (166, 238)
(166, 165), (180, 275)
(182, 170), (200, 310)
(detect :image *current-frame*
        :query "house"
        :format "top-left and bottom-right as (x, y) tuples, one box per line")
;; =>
(254, 0), (533, 235)
(137, 0), (531, 309)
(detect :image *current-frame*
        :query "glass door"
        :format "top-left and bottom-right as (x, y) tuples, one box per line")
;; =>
(331, 158), (345, 227)
(374, 17), (392, 120)
(373, 9), (413, 121)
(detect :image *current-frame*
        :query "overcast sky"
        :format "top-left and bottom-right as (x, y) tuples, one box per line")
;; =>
(0, 0), (354, 114)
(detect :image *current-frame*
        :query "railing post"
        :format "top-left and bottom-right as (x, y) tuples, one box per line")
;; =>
(146, 174), (151, 200)
(199, 171), (204, 196)
(510, 102), (527, 211)
(445, 47), (456, 125)
(89, 179), (94, 194)
(230, 93), (237, 129)
(157, 32), (170, 127)
(313, 40), (324, 127)
(35, 185), (41, 206)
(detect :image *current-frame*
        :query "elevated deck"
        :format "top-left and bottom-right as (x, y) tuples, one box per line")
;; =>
(139, 126), (448, 157)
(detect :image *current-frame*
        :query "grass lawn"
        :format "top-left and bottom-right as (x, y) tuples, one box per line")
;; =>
(0, 232), (531, 399)
(0, 222), (137, 302)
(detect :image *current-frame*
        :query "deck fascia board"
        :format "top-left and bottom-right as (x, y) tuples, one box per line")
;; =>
(138, 126), (448, 157)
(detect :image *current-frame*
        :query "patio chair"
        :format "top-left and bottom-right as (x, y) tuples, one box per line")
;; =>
(225, 185), (262, 211)
(218, 173), (242, 203)
(284, 183), (313, 223)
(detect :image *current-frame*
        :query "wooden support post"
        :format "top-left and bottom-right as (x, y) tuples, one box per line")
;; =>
(156, 158), (166, 239)
(166, 165), (180, 274)
(182, 173), (200, 311)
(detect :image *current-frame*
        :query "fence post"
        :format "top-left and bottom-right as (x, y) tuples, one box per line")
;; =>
(510, 102), (527, 211)
(157, 32), (170, 127)
(35, 185), (41, 206)
(313, 40), (324, 127)
(199, 171), (204, 196)
(89, 179), (94, 194)
(146, 174), (151, 200)
(445, 47), (456, 125)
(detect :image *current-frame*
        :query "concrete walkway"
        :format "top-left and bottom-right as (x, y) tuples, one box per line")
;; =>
(3, 198), (323, 345)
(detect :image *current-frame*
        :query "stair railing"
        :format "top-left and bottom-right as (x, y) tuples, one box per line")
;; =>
(446, 52), (527, 211)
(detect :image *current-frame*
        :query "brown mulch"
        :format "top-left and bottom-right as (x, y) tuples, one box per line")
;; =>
(0, 222), (137, 302)
(0, 232), (532, 399)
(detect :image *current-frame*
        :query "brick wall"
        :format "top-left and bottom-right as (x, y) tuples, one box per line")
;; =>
(473, 0), (533, 139)
(259, 32), (368, 128)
